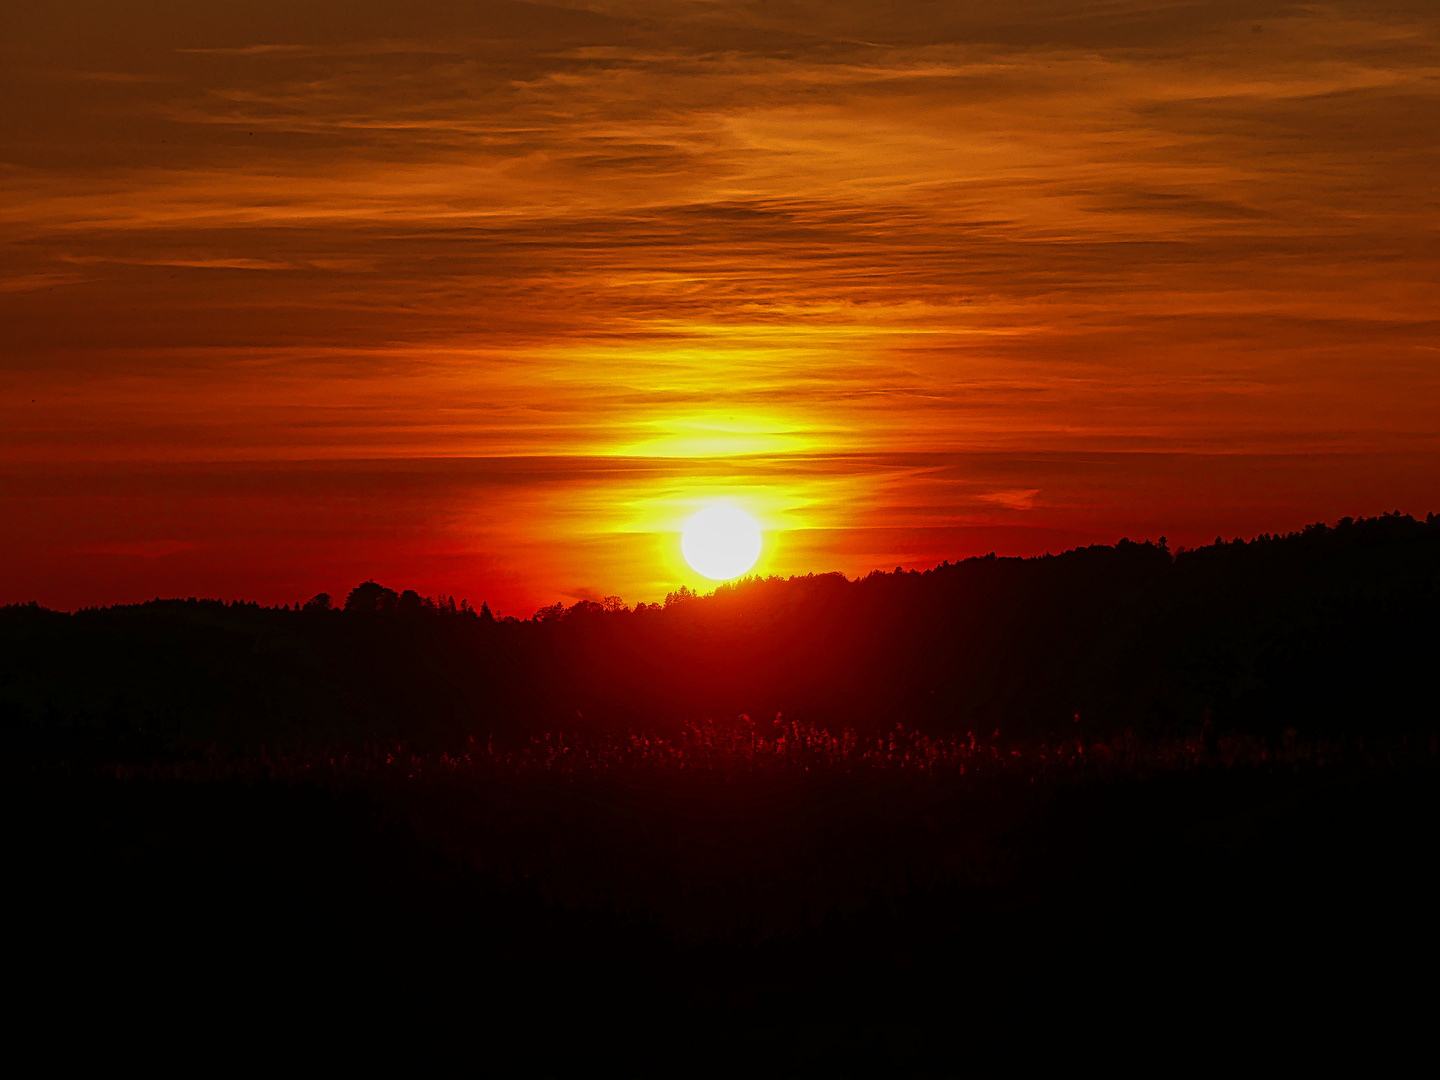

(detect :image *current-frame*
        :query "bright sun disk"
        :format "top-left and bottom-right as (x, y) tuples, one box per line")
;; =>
(681, 505), (762, 580)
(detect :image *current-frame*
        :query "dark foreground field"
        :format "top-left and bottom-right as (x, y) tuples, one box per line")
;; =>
(11, 727), (1438, 1073)
(5, 515), (1439, 1072)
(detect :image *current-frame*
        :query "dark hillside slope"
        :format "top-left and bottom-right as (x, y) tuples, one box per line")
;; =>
(3, 512), (1436, 756)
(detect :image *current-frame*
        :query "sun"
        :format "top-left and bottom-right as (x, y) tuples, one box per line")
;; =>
(681, 505), (762, 580)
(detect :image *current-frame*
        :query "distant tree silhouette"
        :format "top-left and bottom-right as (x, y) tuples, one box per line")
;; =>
(2, 512), (1436, 754)
(345, 580), (398, 614)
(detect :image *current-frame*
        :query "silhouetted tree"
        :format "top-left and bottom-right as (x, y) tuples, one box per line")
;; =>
(345, 580), (398, 614)
(2, 512), (1436, 753)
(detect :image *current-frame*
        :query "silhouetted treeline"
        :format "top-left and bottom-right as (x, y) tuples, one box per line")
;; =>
(3, 512), (1437, 758)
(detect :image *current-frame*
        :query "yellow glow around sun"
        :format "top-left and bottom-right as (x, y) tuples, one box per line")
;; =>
(614, 412), (820, 459)
(681, 505), (762, 580)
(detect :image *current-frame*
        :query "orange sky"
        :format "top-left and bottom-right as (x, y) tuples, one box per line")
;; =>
(3, 1), (1438, 614)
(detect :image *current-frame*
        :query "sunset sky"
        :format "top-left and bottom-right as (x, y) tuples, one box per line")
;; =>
(4, 1), (1437, 614)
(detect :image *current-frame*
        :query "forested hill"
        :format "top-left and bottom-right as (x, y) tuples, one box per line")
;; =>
(4, 512), (1437, 757)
